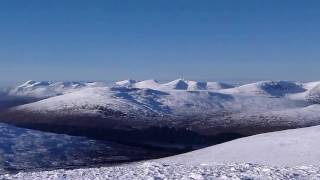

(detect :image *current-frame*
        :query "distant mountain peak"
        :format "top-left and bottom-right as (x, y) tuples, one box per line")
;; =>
(115, 79), (137, 86)
(163, 79), (189, 90)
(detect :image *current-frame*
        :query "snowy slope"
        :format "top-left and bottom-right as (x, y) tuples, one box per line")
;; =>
(3, 126), (320, 179)
(13, 87), (174, 117)
(284, 81), (320, 103)
(187, 81), (207, 91)
(305, 84), (320, 103)
(115, 79), (137, 87)
(302, 81), (320, 90)
(134, 79), (161, 89)
(160, 125), (320, 166)
(161, 79), (189, 90)
(221, 81), (305, 96)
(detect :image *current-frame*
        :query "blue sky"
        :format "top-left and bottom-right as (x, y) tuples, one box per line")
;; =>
(0, 0), (320, 83)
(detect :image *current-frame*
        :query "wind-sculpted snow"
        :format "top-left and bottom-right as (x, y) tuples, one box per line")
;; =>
(0, 123), (172, 174)
(2, 162), (319, 179)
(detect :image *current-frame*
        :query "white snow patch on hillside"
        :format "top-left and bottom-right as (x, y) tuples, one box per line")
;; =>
(115, 79), (137, 87)
(134, 79), (161, 89)
(187, 81), (207, 91)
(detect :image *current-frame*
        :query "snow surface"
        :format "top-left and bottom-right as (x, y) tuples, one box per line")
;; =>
(2, 162), (319, 180)
(134, 79), (161, 89)
(302, 81), (320, 90)
(115, 79), (137, 87)
(2, 126), (320, 179)
(160, 125), (320, 166)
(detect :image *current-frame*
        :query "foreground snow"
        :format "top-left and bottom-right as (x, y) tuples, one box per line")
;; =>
(160, 125), (320, 166)
(2, 125), (320, 179)
(2, 162), (319, 180)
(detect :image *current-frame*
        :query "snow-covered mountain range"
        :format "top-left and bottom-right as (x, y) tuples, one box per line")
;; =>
(8, 80), (105, 98)
(1, 79), (320, 178)
(115, 79), (234, 91)
(1, 79), (320, 148)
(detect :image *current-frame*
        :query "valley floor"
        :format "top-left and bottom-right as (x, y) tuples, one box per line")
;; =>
(2, 162), (319, 180)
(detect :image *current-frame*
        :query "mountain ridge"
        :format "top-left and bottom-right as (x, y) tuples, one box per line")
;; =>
(1, 79), (320, 149)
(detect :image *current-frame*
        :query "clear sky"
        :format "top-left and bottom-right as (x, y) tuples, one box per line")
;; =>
(1, 0), (320, 83)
